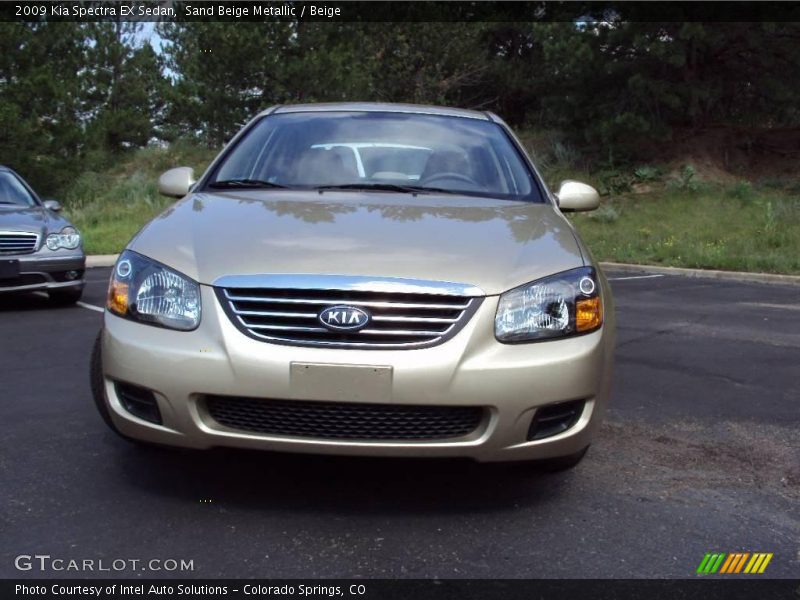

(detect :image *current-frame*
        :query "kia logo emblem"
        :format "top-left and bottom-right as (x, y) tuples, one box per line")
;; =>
(318, 305), (370, 331)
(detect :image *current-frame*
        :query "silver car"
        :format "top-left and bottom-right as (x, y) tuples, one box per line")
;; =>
(0, 166), (85, 303)
(92, 103), (614, 470)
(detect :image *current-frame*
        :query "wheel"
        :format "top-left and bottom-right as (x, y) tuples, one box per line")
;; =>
(532, 446), (589, 473)
(90, 330), (162, 449)
(49, 287), (83, 305)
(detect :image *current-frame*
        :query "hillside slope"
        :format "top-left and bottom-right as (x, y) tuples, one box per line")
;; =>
(65, 144), (216, 254)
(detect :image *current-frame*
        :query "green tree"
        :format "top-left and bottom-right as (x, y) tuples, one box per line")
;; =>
(531, 20), (800, 161)
(84, 22), (169, 157)
(0, 23), (87, 193)
(356, 23), (492, 107)
(158, 22), (298, 146)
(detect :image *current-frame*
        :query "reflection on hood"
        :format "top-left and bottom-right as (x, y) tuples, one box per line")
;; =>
(133, 190), (584, 295)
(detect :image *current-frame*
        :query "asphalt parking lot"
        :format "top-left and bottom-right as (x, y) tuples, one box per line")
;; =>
(1, 267), (798, 579)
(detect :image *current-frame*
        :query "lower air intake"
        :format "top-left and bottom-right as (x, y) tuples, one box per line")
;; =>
(527, 400), (585, 441)
(205, 395), (486, 441)
(115, 382), (162, 425)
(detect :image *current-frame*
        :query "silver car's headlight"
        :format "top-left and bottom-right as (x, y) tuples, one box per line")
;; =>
(495, 267), (603, 343)
(45, 226), (81, 250)
(107, 250), (201, 331)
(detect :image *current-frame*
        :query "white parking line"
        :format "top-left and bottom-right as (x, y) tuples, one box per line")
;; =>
(33, 291), (104, 313)
(77, 301), (104, 313)
(739, 302), (800, 312)
(608, 274), (665, 281)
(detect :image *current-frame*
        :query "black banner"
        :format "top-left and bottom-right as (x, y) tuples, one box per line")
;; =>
(4, 579), (800, 600)
(3, 1), (800, 23)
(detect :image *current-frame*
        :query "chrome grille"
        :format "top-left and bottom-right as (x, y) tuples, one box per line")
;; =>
(0, 231), (38, 254)
(205, 395), (486, 441)
(215, 275), (483, 349)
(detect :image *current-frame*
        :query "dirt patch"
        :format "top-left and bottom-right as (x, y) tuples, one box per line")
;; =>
(593, 419), (800, 504)
(657, 126), (800, 182)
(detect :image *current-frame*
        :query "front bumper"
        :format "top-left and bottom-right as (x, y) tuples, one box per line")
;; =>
(0, 252), (86, 293)
(99, 285), (615, 462)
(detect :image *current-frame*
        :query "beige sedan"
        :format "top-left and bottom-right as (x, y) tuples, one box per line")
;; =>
(92, 103), (614, 470)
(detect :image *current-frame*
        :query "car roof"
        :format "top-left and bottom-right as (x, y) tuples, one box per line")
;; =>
(266, 102), (492, 121)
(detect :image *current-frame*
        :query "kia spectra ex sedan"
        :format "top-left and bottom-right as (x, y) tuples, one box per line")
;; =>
(91, 103), (614, 470)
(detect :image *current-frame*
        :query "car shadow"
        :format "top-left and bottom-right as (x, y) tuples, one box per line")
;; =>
(112, 439), (577, 516)
(0, 291), (71, 312)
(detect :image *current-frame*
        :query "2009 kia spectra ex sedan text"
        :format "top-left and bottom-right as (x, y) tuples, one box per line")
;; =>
(91, 103), (615, 470)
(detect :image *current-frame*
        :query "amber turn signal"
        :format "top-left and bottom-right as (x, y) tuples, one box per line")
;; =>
(576, 296), (602, 332)
(107, 280), (129, 315)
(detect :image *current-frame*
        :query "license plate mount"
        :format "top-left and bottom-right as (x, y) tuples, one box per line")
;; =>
(0, 259), (20, 280)
(290, 362), (393, 402)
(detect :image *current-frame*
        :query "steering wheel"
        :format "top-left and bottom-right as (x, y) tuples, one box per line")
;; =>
(421, 172), (478, 187)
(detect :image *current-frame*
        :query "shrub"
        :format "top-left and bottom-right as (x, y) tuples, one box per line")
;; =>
(633, 165), (661, 182)
(597, 170), (633, 195)
(727, 180), (755, 201)
(587, 203), (621, 223)
(667, 165), (700, 193)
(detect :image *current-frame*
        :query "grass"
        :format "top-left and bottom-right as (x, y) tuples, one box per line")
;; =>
(535, 149), (800, 274)
(64, 142), (216, 254)
(570, 187), (800, 274)
(64, 142), (800, 274)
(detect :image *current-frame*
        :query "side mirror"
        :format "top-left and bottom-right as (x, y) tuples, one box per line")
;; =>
(43, 199), (62, 212)
(158, 167), (196, 198)
(555, 180), (600, 212)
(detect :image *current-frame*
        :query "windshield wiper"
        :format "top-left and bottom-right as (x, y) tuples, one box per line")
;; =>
(315, 183), (462, 195)
(208, 179), (289, 190)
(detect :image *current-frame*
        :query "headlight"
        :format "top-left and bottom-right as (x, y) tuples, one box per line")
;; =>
(45, 226), (81, 250)
(107, 250), (201, 331)
(495, 267), (603, 343)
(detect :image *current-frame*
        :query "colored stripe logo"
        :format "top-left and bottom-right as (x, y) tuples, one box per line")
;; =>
(696, 552), (773, 574)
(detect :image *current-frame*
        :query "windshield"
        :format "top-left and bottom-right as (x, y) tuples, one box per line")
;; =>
(0, 171), (36, 207)
(207, 112), (543, 202)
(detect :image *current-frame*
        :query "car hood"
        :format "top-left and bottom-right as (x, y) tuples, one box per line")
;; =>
(0, 205), (70, 234)
(129, 191), (585, 295)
